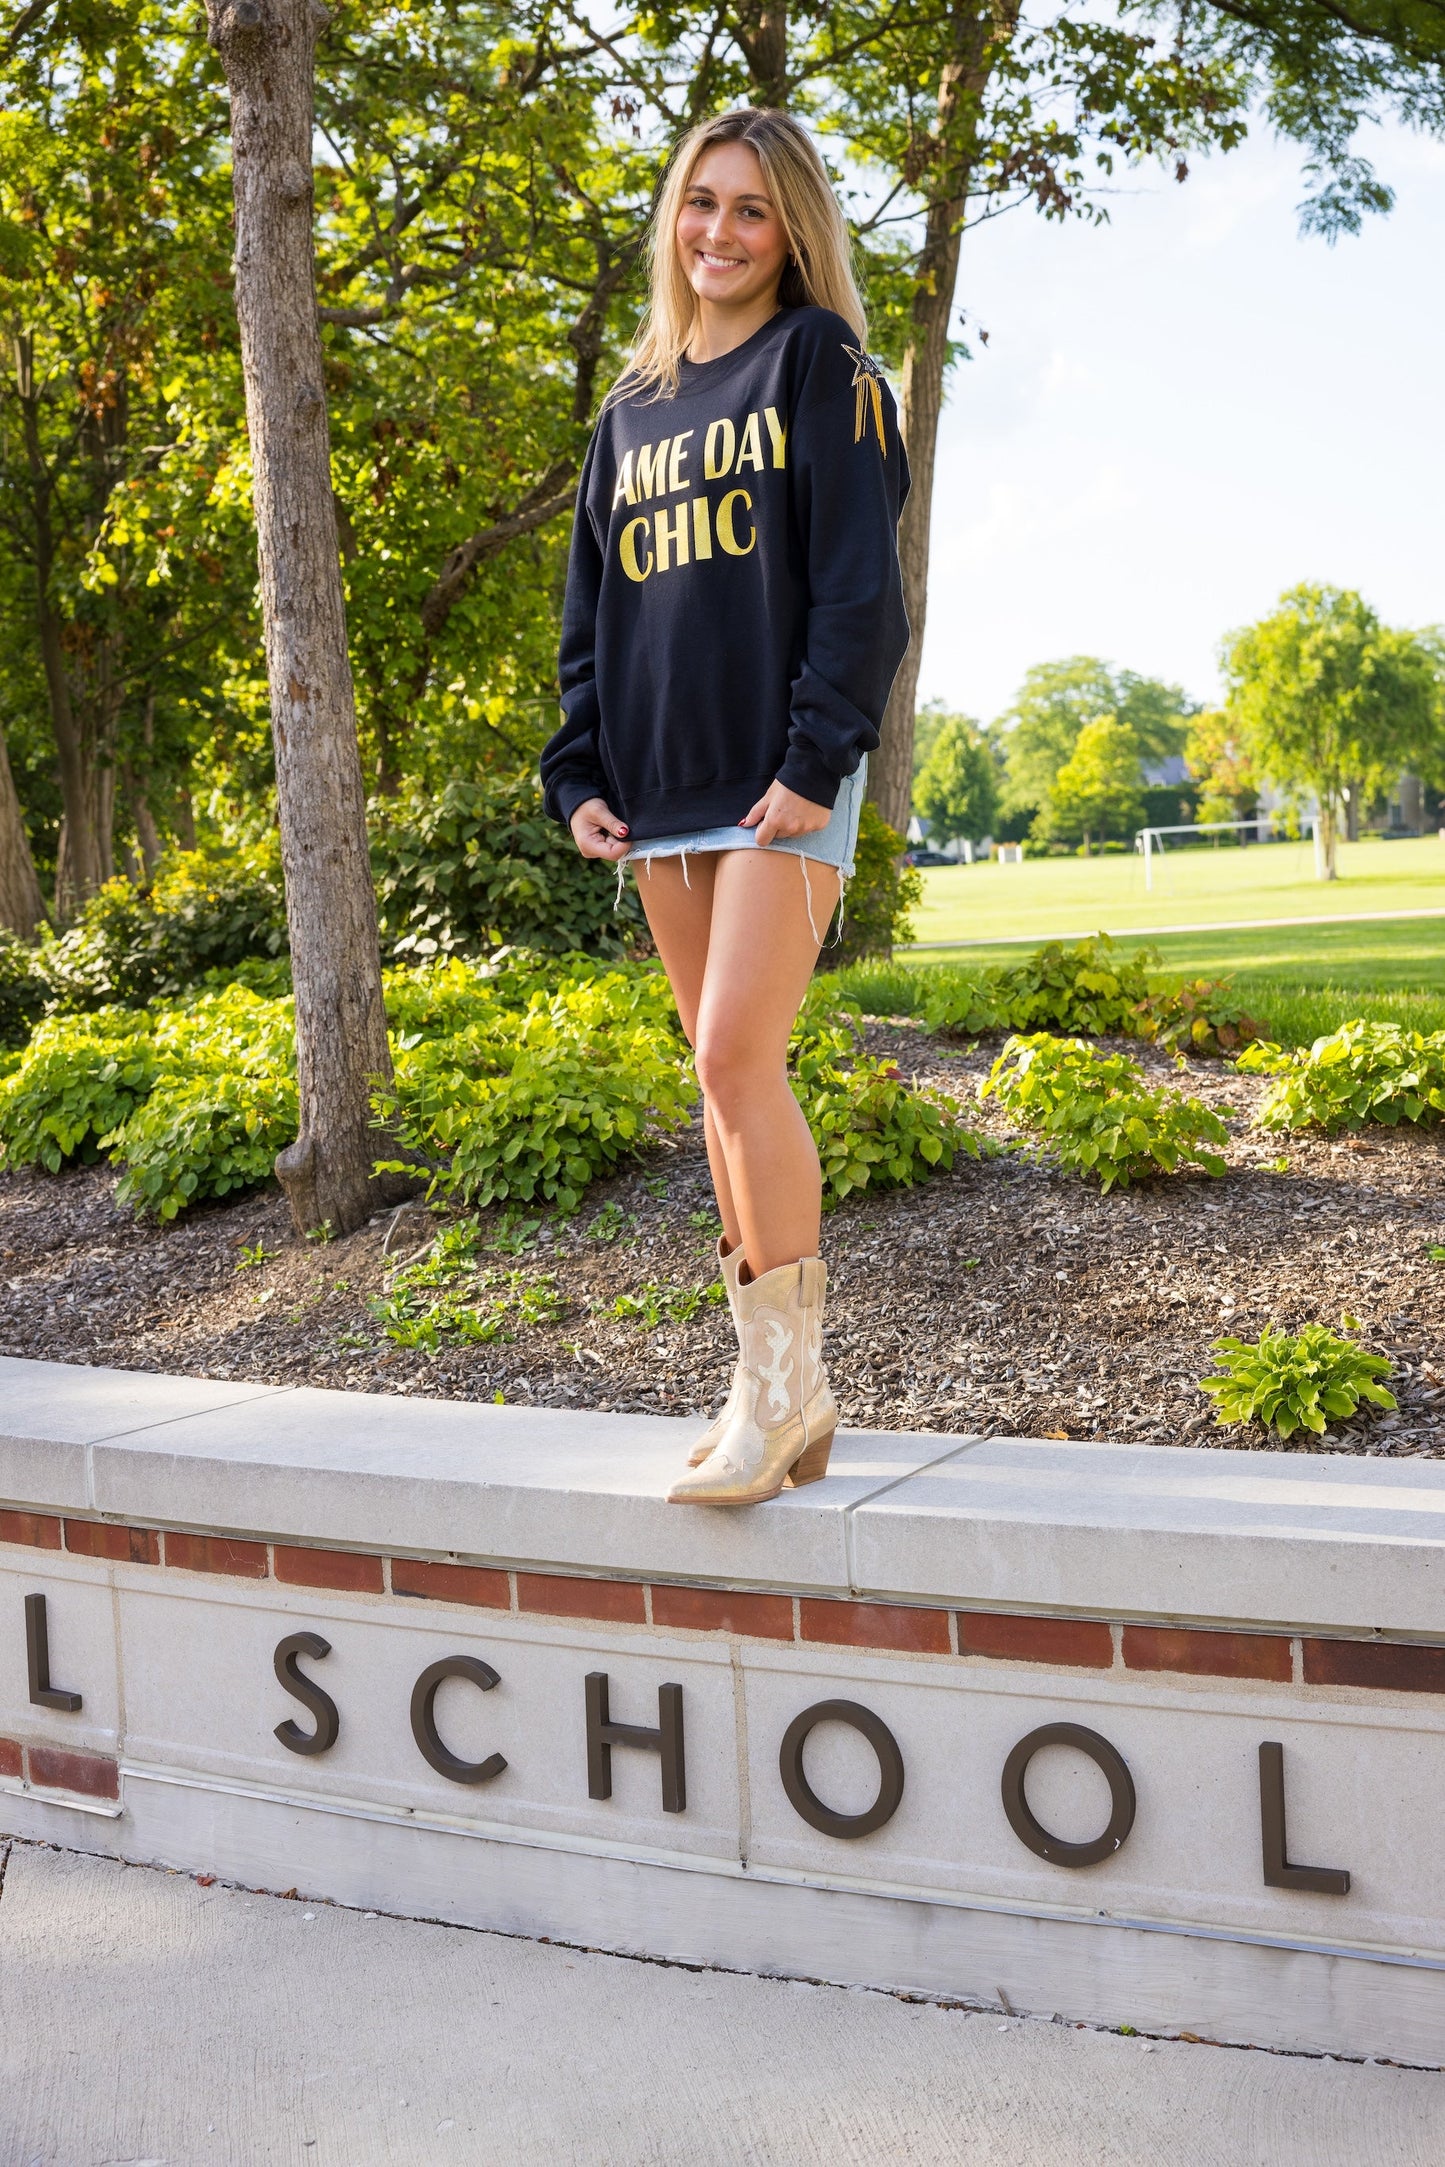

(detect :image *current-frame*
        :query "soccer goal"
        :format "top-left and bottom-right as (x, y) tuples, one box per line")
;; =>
(1133, 813), (1322, 890)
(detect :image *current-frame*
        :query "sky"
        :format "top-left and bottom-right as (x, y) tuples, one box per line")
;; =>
(914, 120), (1445, 725)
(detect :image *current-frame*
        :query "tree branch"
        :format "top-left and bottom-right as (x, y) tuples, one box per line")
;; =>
(418, 462), (578, 642)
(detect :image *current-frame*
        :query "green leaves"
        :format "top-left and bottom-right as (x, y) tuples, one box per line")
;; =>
(982, 1033), (1228, 1192)
(39, 847), (289, 1011)
(1200, 1324), (1397, 1440)
(377, 957), (697, 1215)
(788, 998), (982, 1205)
(611, 1280), (727, 1329)
(369, 776), (647, 961)
(0, 930), (51, 1052)
(1220, 587), (1440, 878)
(368, 1218), (565, 1354)
(826, 801), (920, 966)
(0, 986), (297, 1218)
(913, 935), (1265, 1056)
(1238, 1022), (1445, 1131)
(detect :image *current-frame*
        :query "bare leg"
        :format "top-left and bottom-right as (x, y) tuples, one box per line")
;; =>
(634, 849), (839, 1274)
(632, 855), (741, 1249)
(696, 850), (839, 1275)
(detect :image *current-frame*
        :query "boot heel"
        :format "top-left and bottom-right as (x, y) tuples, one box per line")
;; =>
(788, 1426), (834, 1487)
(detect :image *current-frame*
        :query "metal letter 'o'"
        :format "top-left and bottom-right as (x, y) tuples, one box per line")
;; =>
(410, 1656), (507, 1786)
(1001, 1721), (1135, 1868)
(779, 1698), (904, 1839)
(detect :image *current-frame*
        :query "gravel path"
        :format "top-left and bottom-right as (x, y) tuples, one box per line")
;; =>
(2, 1024), (1442, 1456)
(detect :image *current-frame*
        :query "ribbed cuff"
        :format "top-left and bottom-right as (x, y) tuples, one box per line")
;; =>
(550, 775), (608, 829)
(775, 744), (841, 811)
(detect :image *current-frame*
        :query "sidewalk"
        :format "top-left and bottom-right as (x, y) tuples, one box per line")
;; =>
(0, 1839), (1440, 2166)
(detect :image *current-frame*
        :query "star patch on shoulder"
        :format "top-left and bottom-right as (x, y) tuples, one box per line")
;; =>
(841, 345), (888, 455)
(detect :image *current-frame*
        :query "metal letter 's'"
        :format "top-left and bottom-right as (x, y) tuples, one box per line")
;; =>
(1259, 1741), (1350, 1895)
(25, 1593), (81, 1712)
(584, 1672), (685, 1813)
(273, 1631), (339, 1756)
(410, 1656), (507, 1786)
(778, 1699), (904, 1839)
(1001, 1722), (1135, 1868)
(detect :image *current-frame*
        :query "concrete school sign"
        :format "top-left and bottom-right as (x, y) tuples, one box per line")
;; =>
(2, 1357), (1445, 2064)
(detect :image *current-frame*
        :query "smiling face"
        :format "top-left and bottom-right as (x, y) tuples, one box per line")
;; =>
(675, 141), (790, 320)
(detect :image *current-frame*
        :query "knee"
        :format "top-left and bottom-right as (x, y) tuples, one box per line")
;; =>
(694, 1024), (765, 1116)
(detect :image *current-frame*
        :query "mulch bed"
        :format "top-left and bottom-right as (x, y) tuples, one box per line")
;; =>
(3, 1024), (1443, 1456)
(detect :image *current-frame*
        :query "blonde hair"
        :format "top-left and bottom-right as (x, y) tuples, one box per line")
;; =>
(618, 108), (866, 403)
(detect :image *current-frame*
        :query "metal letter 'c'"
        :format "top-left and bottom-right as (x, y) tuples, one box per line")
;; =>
(1001, 1721), (1135, 1868)
(779, 1699), (904, 1839)
(410, 1656), (507, 1786)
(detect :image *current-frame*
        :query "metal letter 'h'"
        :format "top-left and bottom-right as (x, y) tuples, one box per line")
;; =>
(585, 1672), (685, 1814)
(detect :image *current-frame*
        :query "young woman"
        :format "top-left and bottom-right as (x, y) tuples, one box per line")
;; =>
(541, 107), (909, 1506)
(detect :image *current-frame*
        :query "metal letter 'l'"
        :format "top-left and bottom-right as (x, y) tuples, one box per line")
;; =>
(25, 1593), (82, 1712)
(1259, 1741), (1350, 1895)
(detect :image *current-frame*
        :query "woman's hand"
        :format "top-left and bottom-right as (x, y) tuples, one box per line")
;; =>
(740, 780), (832, 849)
(569, 797), (630, 861)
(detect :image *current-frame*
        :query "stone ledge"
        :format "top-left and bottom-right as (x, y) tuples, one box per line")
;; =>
(4, 1355), (1445, 1636)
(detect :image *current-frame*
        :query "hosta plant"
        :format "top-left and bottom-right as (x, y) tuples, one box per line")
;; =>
(980, 1033), (1227, 1192)
(1238, 1021), (1445, 1131)
(789, 1000), (982, 1203)
(1199, 1323), (1396, 1440)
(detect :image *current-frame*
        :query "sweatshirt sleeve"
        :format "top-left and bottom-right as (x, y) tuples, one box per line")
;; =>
(541, 432), (610, 828)
(776, 327), (911, 810)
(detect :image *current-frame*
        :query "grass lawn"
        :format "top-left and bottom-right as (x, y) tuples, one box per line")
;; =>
(904, 914), (1445, 992)
(905, 834), (1445, 952)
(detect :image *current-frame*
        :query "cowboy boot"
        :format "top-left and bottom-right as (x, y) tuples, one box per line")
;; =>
(667, 1256), (837, 1506)
(686, 1237), (746, 1468)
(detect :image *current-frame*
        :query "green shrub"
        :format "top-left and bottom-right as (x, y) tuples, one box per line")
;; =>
(110, 992), (299, 1220)
(942, 934), (1265, 1053)
(0, 929), (50, 1051)
(377, 965), (696, 1214)
(981, 1033), (1228, 1192)
(789, 999), (981, 1202)
(0, 1008), (159, 1168)
(859, 937), (1266, 1054)
(41, 846), (289, 1011)
(824, 801), (921, 965)
(2, 949), (972, 1224)
(1199, 1323), (1396, 1439)
(919, 968), (1009, 1037)
(371, 776), (648, 962)
(0, 987), (296, 1219)
(1238, 1021), (1445, 1131)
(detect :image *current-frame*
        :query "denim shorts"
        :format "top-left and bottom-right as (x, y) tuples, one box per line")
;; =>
(624, 757), (868, 880)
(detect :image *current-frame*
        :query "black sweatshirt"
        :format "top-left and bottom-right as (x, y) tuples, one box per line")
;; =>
(541, 305), (910, 841)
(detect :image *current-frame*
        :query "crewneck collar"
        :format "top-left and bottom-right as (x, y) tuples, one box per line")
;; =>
(676, 307), (795, 391)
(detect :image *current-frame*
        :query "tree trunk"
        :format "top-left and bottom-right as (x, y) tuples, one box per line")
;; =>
(732, 3), (789, 106)
(15, 335), (115, 916)
(174, 767), (197, 852)
(0, 724), (45, 939)
(125, 690), (163, 876)
(205, 0), (413, 1236)
(868, 2), (1016, 840)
